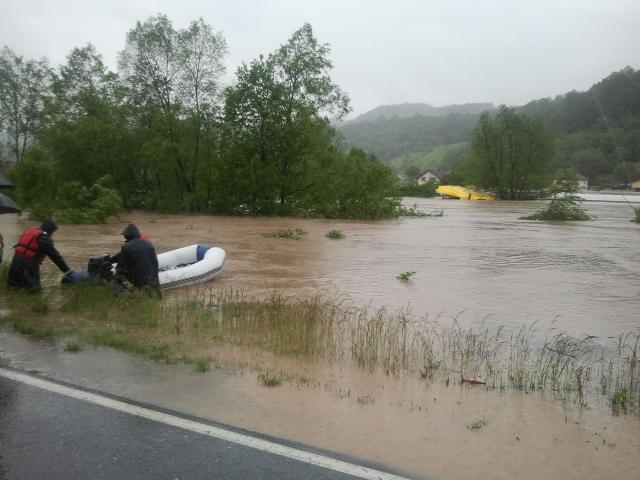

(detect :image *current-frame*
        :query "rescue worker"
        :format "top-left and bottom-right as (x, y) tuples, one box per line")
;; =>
(114, 224), (160, 295)
(7, 219), (72, 292)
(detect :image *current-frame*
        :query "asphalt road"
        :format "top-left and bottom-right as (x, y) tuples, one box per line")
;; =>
(0, 369), (411, 480)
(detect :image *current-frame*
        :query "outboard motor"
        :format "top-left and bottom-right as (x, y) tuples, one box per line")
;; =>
(61, 254), (113, 285)
(88, 254), (113, 280)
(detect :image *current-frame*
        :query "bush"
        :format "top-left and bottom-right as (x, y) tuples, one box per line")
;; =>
(325, 229), (345, 240)
(35, 176), (122, 224)
(522, 195), (591, 221)
(522, 170), (590, 221)
(398, 179), (438, 198)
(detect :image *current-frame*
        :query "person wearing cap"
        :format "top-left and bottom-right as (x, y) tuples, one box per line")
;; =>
(114, 223), (160, 295)
(7, 219), (72, 292)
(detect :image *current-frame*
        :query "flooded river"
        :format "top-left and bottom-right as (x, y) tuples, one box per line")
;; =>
(4, 197), (637, 338)
(1, 198), (640, 479)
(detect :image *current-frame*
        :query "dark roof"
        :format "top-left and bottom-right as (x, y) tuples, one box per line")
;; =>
(0, 172), (15, 189)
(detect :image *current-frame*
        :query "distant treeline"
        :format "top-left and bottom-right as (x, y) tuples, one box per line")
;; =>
(339, 112), (480, 162)
(0, 17), (399, 220)
(340, 68), (640, 186)
(518, 67), (640, 185)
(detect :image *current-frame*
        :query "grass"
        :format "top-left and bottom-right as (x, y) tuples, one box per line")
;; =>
(1, 276), (638, 416)
(263, 228), (306, 240)
(193, 357), (211, 373)
(64, 339), (83, 352)
(259, 371), (282, 387)
(467, 417), (488, 431)
(396, 272), (416, 281)
(325, 229), (345, 240)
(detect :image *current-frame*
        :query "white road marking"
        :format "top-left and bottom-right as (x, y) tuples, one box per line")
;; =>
(0, 367), (411, 480)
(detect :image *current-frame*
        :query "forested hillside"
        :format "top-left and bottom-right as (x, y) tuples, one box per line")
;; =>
(518, 67), (640, 185)
(338, 112), (480, 162)
(340, 67), (640, 185)
(346, 102), (494, 124)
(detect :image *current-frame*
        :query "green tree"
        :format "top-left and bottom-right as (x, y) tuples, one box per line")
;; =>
(223, 23), (350, 214)
(470, 106), (554, 199)
(118, 15), (227, 207)
(611, 161), (640, 184)
(0, 47), (51, 162)
(572, 148), (610, 184)
(523, 169), (590, 221)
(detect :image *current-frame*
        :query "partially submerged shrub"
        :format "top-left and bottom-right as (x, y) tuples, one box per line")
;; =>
(259, 372), (282, 387)
(326, 229), (345, 240)
(522, 172), (589, 221)
(263, 228), (306, 240)
(396, 271), (416, 281)
(523, 195), (590, 221)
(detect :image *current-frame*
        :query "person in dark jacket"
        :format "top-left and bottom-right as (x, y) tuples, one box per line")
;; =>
(114, 224), (160, 295)
(8, 219), (72, 292)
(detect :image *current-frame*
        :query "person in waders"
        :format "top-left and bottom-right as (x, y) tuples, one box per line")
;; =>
(114, 224), (160, 296)
(7, 219), (72, 292)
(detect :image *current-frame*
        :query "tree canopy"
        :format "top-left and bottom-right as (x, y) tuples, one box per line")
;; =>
(0, 18), (401, 221)
(469, 107), (554, 199)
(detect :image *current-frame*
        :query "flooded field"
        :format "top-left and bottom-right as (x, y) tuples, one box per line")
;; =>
(3, 197), (638, 337)
(1, 199), (639, 479)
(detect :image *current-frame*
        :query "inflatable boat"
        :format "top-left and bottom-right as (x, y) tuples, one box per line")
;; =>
(158, 244), (225, 290)
(62, 244), (225, 290)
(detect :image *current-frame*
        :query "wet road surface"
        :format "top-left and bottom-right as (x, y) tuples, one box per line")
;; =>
(0, 368), (410, 480)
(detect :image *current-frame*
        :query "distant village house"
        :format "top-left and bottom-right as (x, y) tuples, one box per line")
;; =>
(416, 169), (443, 185)
(576, 173), (588, 191)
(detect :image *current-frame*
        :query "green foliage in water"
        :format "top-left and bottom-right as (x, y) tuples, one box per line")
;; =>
(2, 21), (400, 220)
(522, 172), (590, 221)
(325, 229), (345, 240)
(11, 154), (122, 224)
(259, 372), (282, 387)
(64, 339), (83, 352)
(263, 228), (306, 240)
(612, 388), (630, 412)
(397, 179), (438, 198)
(468, 107), (554, 200)
(467, 418), (488, 431)
(523, 195), (591, 221)
(396, 271), (416, 281)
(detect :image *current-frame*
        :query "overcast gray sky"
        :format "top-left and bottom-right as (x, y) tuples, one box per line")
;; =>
(2, 0), (639, 118)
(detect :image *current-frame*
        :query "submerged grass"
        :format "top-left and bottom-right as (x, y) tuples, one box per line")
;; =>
(325, 229), (345, 240)
(467, 418), (488, 431)
(0, 275), (638, 415)
(263, 228), (306, 240)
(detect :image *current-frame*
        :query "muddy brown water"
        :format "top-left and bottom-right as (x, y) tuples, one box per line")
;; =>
(4, 198), (638, 337)
(1, 199), (639, 479)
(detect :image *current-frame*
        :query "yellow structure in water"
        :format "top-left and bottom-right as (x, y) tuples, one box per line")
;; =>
(436, 185), (497, 200)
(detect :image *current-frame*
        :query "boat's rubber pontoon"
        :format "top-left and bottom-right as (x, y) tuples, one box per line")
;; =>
(158, 244), (225, 290)
(61, 244), (226, 290)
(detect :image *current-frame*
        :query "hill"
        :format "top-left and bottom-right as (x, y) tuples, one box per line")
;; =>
(339, 67), (640, 185)
(338, 112), (480, 162)
(517, 66), (640, 185)
(346, 102), (494, 124)
(389, 142), (468, 177)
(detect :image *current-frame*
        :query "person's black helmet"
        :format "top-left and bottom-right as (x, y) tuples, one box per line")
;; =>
(122, 223), (140, 240)
(41, 218), (58, 234)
